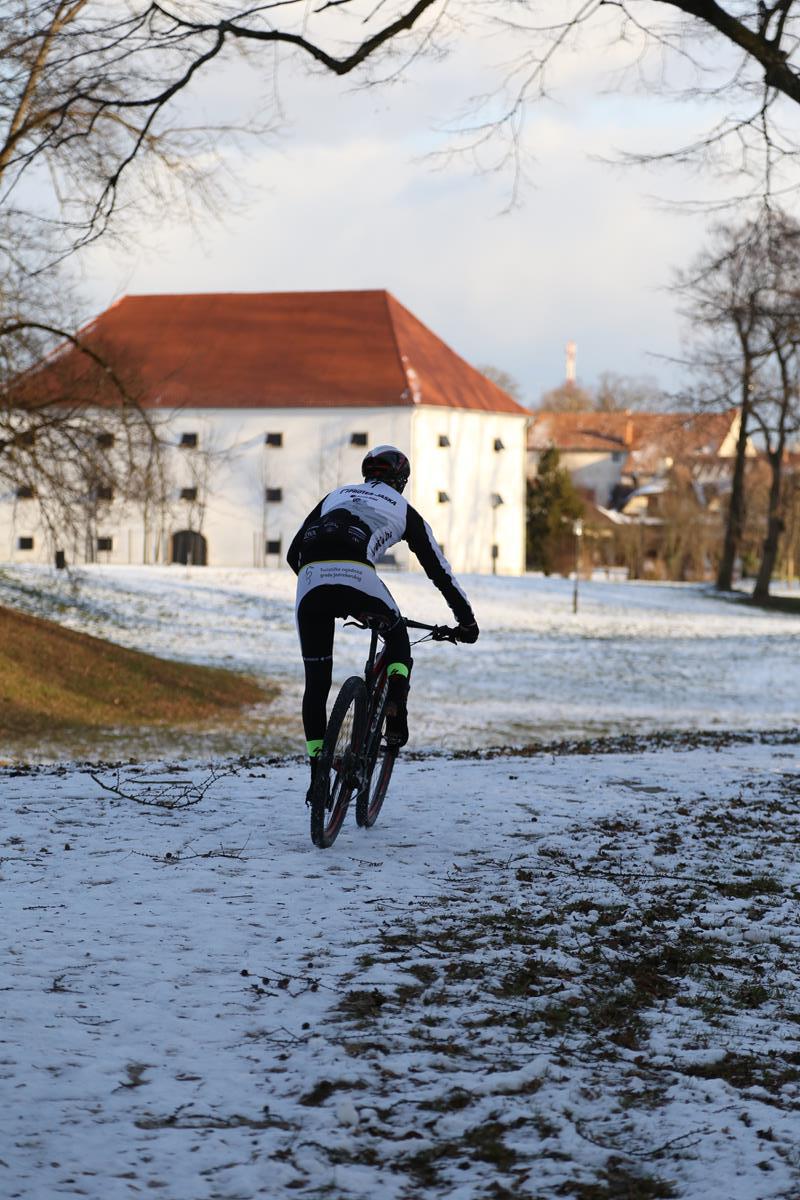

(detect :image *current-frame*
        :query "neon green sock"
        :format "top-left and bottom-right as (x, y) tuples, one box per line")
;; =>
(306, 739), (324, 758)
(387, 662), (410, 678)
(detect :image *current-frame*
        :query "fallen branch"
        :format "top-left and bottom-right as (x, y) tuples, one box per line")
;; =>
(89, 768), (229, 809)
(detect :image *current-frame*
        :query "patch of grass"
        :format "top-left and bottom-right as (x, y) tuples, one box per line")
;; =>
(558, 1159), (677, 1199)
(419, 1087), (474, 1113)
(734, 981), (772, 1007)
(0, 603), (271, 736)
(298, 1078), (365, 1106)
(717, 876), (783, 899)
(407, 962), (439, 986)
(336, 988), (387, 1021)
(464, 1121), (517, 1169)
(683, 1051), (800, 1091)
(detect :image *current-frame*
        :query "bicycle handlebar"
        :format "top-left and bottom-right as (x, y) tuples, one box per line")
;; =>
(344, 615), (461, 643)
(404, 619), (460, 643)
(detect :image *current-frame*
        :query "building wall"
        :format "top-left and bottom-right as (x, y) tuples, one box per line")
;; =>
(1, 404), (527, 574)
(528, 447), (624, 507)
(413, 407), (526, 574)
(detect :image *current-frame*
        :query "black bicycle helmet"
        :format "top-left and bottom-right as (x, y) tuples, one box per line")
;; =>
(361, 445), (411, 493)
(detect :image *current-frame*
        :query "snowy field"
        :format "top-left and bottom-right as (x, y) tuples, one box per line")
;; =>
(2, 566), (799, 1198)
(3, 741), (800, 1199)
(0, 564), (799, 757)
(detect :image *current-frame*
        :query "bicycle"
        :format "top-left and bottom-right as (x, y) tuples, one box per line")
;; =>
(308, 616), (459, 849)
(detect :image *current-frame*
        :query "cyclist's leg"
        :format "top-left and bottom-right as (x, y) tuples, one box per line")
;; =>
(296, 589), (336, 792)
(339, 582), (412, 746)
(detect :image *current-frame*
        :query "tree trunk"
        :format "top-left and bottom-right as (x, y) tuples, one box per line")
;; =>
(752, 452), (784, 601)
(717, 399), (751, 591)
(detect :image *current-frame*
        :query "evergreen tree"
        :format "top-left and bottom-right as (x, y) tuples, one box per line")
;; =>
(527, 446), (584, 574)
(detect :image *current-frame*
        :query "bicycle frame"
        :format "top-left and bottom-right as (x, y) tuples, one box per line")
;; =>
(311, 615), (459, 846)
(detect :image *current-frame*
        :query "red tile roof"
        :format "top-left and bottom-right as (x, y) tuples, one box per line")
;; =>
(529, 410), (738, 461)
(20, 291), (527, 415)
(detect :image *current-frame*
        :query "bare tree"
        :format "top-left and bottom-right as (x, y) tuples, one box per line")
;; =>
(6, 2), (800, 265)
(0, 317), (171, 563)
(674, 220), (773, 591)
(676, 209), (800, 597)
(537, 381), (594, 413)
(592, 373), (667, 413)
(749, 230), (800, 598)
(5, 2), (800, 561)
(476, 364), (524, 403)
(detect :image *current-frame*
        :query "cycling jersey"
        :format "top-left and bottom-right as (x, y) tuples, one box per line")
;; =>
(287, 480), (475, 627)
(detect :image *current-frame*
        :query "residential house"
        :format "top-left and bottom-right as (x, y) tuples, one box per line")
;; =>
(528, 408), (755, 579)
(527, 409), (748, 513)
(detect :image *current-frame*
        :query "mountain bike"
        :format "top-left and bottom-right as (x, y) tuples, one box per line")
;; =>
(308, 616), (459, 849)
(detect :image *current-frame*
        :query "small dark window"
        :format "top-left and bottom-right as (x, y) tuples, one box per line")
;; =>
(265, 432), (283, 447)
(96, 484), (113, 501)
(180, 486), (198, 501)
(17, 536), (34, 550)
(15, 485), (35, 499)
(491, 493), (504, 508)
(491, 543), (499, 560)
(180, 432), (198, 448)
(437, 491), (450, 503)
(350, 432), (368, 447)
(265, 538), (282, 555)
(266, 487), (283, 503)
(97, 432), (115, 449)
(438, 435), (451, 448)
(494, 438), (505, 452)
(97, 536), (113, 552)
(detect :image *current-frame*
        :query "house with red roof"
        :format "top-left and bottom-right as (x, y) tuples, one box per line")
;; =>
(4, 291), (529, 573)
(528, 409), (750, 513)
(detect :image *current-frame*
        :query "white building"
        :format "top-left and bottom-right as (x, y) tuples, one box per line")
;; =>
(3, 291), (529, 574)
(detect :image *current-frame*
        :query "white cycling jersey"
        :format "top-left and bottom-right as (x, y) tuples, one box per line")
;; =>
(287, 479), (474, 626)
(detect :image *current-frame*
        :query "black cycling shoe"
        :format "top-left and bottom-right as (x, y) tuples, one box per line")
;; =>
(384, 699), (409, 747)
(385, 672), (410, 747)
(305, 756), (321, 806)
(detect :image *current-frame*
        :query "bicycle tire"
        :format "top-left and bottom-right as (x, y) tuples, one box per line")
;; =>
(310, 675), (366, 849)
(355, 681), (398, 829)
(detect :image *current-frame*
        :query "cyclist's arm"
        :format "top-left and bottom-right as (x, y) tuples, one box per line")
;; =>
(403, 505), (476, 627)
(287, 500), (324, 574)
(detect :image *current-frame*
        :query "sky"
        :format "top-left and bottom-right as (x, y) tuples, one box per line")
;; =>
(74, 5), (759, 409)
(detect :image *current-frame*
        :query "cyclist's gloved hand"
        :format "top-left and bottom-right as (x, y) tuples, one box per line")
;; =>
(456, 620), (479, 644)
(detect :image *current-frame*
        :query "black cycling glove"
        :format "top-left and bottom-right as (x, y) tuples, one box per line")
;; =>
(456, 620), (479, 644)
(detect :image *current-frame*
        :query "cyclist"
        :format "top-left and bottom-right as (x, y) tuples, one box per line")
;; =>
(287, 445), (479, 796)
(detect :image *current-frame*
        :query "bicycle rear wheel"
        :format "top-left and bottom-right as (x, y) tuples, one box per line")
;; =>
(355, 683), (398, 829)
(310, 676), (366, 849)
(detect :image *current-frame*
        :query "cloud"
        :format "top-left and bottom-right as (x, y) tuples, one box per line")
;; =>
(76, 18), (737, 406)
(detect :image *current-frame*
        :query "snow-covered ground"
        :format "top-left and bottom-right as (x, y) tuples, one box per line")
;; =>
(1, 565), (798, 758)
(3, 740), (800, 1199)
(2, 567), (799, 1197)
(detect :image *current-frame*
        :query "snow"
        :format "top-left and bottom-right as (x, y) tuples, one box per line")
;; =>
(2, 566), (800, 1196)
(3, 741), (800, 1198)
(1, 565), (799, 757)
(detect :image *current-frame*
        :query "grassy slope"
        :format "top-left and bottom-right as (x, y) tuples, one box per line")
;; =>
(0, 604), (269, 735)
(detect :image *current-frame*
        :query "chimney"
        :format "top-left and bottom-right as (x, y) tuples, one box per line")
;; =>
(624, 418), (634, 447)
(565, 340), (576, 384)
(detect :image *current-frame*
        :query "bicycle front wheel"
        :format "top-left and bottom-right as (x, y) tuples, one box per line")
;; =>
(310, 676), (367, 849)
(355, 683), (398, 829)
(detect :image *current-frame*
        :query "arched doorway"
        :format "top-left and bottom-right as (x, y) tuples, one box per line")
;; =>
(171, 529), (208, 566)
